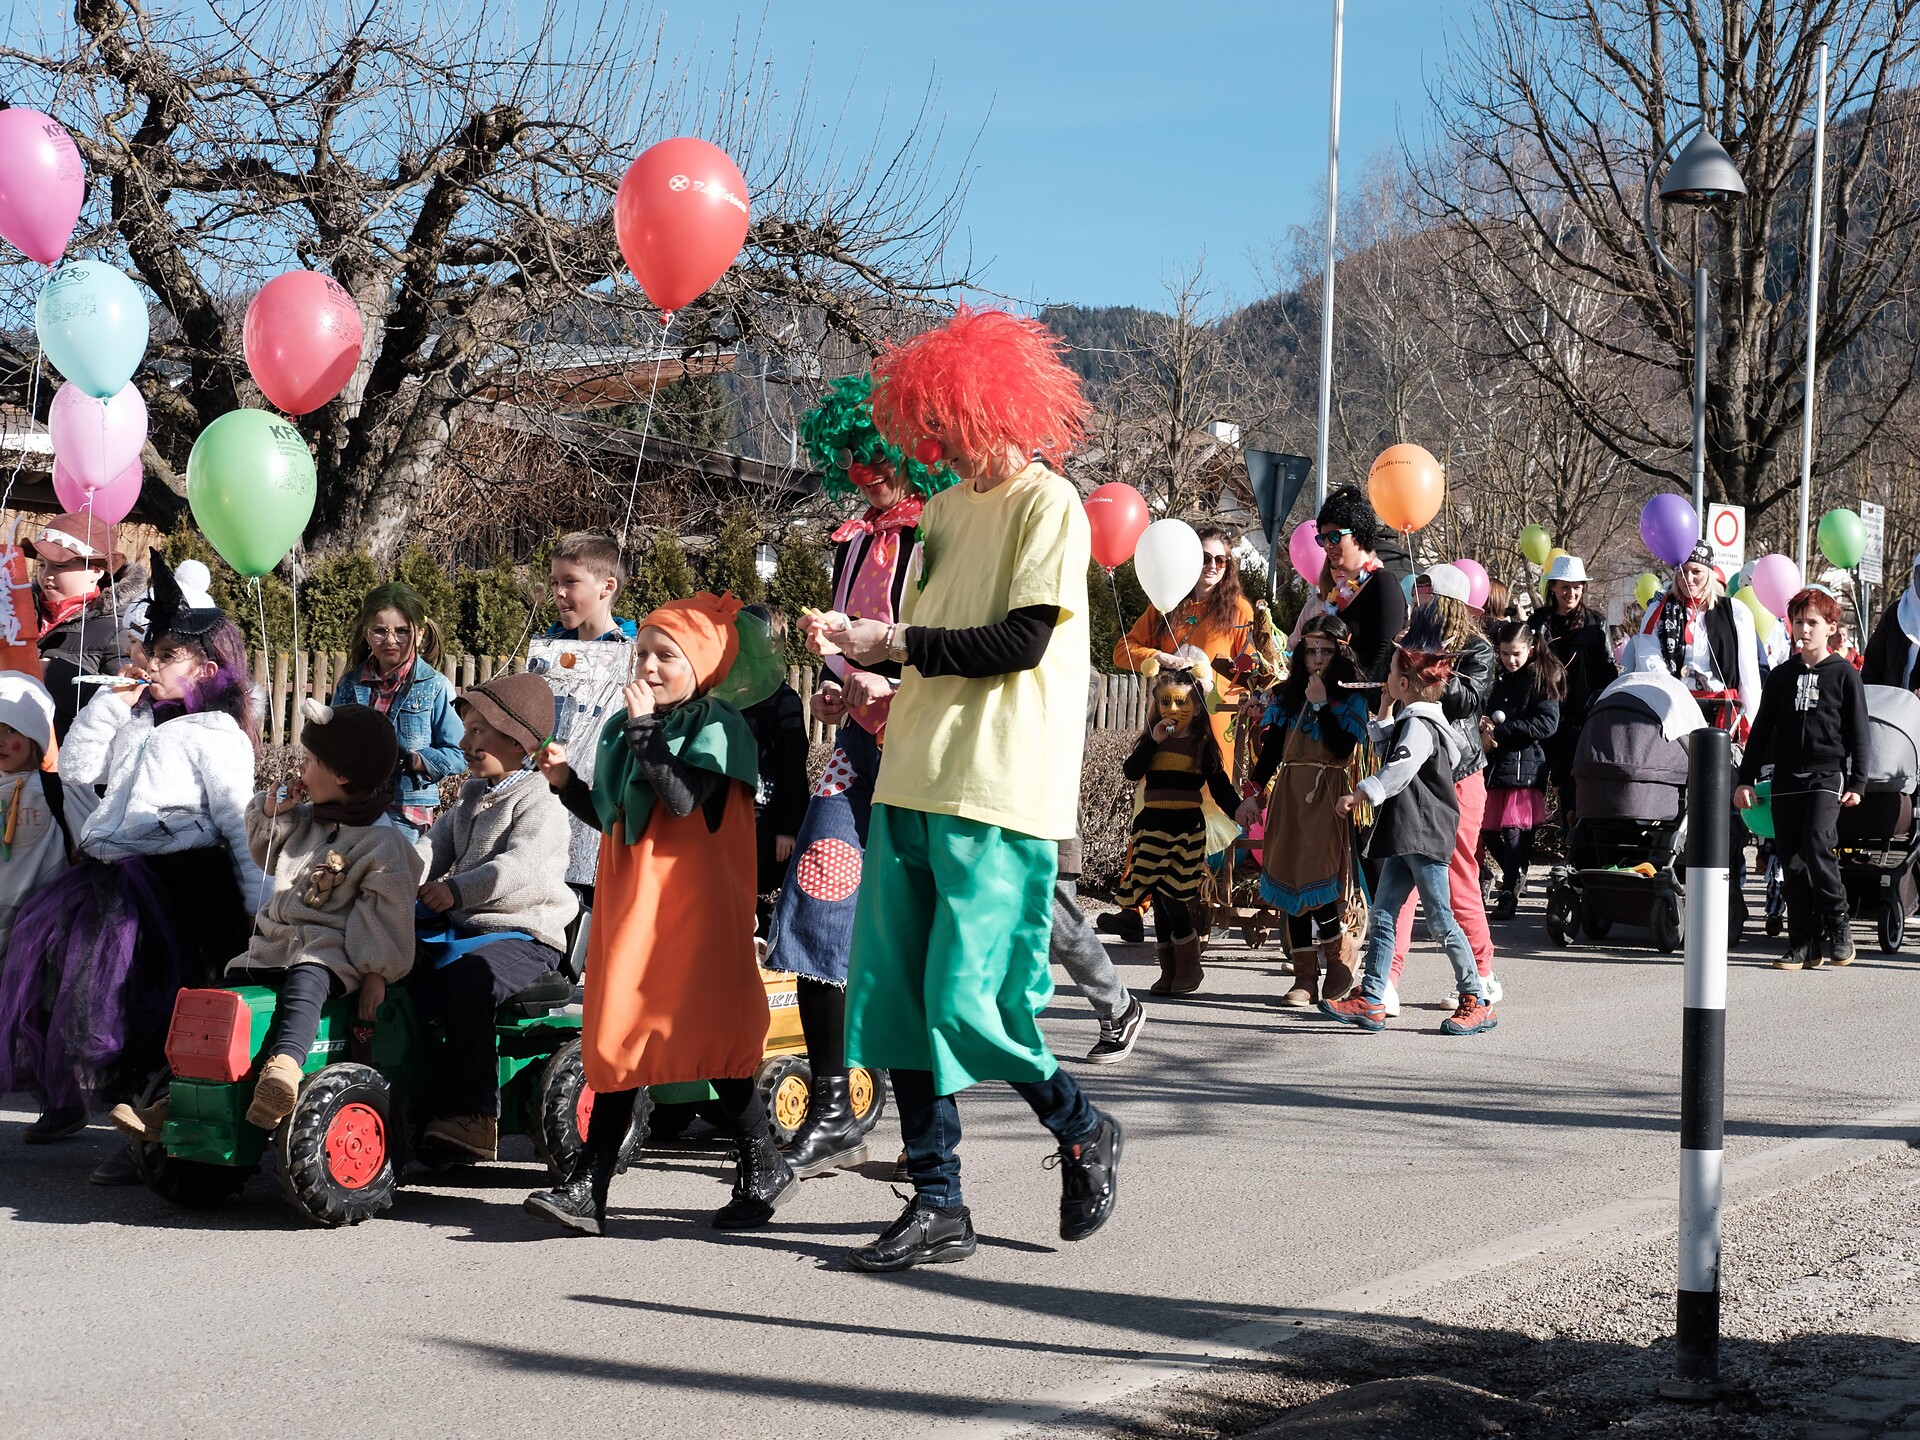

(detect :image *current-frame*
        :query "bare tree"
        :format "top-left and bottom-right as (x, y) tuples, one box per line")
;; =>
(1415, 0), (1920, 525)
(0, 0), (973, 561)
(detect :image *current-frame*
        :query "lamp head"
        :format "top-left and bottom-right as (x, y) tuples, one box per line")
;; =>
(1659, 130), (1747, 207)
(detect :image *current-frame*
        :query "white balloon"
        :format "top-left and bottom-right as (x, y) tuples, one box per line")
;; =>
(1135, 519), (1204, 615)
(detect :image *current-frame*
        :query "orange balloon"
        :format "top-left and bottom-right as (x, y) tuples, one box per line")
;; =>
(1367, 443), (1446, 533)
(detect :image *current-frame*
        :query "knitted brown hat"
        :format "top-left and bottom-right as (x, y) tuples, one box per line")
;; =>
(300, 700), (399, 793)
(453, 672), (555, 756)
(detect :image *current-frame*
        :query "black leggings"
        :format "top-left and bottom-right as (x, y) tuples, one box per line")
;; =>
(237, 964), (343, 1066)
(1150, 893), (1197, 944)
(1483, 827), (1536, 887)
(586, 1077), (771, 1152)
(795, 975), (845, 1074)
(1285, 901), (1342, 951)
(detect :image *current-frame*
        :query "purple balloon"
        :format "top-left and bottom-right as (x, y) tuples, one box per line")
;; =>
(1639, 493), (1699, 567)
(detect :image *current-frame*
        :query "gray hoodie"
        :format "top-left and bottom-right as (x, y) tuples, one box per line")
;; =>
(1358, 701), (1464, 864)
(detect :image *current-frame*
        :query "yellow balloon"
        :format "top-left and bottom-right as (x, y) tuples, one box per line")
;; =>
(1735, 585), (1773, 626)
(1633, 572), (1660, 606)
(1544, 547), (1568, 573)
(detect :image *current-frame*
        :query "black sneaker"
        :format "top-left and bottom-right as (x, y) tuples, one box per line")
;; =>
(1049, 1111), (1123, 1241)
(88, 1144), (144, 1186)
(847, 1194), (977, 1272)
(1085, 996), (1145, 1065)
(1093, 909), (1145, 944)
(1827, 925), (1857, 967)
(22, 1103), (88, 1145)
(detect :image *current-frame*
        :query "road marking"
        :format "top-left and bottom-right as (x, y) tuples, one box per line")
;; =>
(921, 1099), (1920, 1439)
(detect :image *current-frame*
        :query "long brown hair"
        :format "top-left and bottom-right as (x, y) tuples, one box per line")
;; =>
(348, 581), (446, 670)
(1185, 524), (1245, 633)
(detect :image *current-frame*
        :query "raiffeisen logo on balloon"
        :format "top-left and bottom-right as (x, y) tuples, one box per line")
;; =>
(669, 172), (748, 215)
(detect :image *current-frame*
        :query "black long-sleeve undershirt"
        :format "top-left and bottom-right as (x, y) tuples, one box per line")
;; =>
(551, 712), (728, 834)
(903, 604), (1060, 679)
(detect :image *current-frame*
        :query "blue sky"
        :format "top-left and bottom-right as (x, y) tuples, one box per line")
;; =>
(639, 1), (1454, 311)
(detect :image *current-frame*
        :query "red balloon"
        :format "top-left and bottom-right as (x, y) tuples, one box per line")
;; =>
(1084, 482), (1150, 570)
(614, 137), (751, 314)
(244, 271), (364, 415)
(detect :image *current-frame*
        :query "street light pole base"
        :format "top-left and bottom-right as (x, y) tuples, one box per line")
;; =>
(1658, 1377), (1722, 1404)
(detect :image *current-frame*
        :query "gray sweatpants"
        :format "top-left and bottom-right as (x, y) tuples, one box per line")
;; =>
(1052, 880), (1131, 1022)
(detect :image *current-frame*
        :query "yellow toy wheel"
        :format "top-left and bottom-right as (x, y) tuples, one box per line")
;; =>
(848, 1066), (888, 1136)
(754, 1054), (814, 1145)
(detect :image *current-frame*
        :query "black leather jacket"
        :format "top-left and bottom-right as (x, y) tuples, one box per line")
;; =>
(1438, 633), (1496, 781)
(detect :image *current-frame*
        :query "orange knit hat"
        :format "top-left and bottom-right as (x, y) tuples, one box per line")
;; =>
(636, 592), (742, 692)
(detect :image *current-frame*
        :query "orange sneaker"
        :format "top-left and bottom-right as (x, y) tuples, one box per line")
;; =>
(1318, 994), (1386, 1031)
(1441, 995), (1498, 1036)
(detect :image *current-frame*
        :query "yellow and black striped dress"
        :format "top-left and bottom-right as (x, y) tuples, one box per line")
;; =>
(1115, 728), (1241, 907)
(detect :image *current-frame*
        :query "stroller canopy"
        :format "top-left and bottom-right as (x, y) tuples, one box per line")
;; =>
(1860, 685), (1920, 795)
(1574, 682), (1696, 821)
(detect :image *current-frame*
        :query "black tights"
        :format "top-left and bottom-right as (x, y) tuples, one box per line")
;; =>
(1285, 901), (1342, 951)
(1482, 826), (1535, 888)
(1150, 892), (1197, 944)
(794, 975), (845, 1074)
(585, 1078), (770, 1153)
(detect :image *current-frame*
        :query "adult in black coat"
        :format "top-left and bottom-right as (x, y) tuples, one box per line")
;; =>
(740, 606), (812, 914)
(1528, 554), (1616, 825)
(1863, 554), (1920, 691)
(1314, 485), (1407, 683)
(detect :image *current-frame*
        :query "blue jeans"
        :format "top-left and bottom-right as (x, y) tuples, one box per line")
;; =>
(1361, 854), (1481, 1005)
(891, 1066), (1098, 1210)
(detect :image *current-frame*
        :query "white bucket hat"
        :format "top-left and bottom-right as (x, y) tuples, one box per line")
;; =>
(0, 673), (55, 752)
(1545, 555), (1590, 586)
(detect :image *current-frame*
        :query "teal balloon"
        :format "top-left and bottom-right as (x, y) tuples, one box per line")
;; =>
(1817, 507), (1867, 569)
(35, 261), (149, 399)
(187, 409), (316, 576)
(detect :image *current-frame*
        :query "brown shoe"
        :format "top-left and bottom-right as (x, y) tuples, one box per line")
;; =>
(1278, 946), (1320, 1008)
(1164, 934), (1206, 995)
(1319, 930), (1357, 1002)
(424, 1114), (498, 1160)
(245, 1054), (304, 1131)
(1148, 941), (1179, 995)
(108, 1095), (169, 1142)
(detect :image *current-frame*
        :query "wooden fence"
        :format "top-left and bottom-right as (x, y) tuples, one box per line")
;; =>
(249, 652), (1156, 748)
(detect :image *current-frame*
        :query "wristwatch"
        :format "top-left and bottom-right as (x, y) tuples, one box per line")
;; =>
(885, 624), (911, 666)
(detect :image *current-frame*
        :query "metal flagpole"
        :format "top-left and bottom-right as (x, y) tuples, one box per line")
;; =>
(1796, 42), (1829, 576)
(1313, 0), (1344, 513)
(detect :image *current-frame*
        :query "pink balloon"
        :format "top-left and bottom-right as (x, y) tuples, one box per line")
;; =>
(53, 455), (142, 526)
(1749, 553), (1803, 618)
(47, 380), (147, 489)
(1453, 557), (1491, 610)
(1287, 521), (1325, 586)
(243, 271), (365, 414)
(0, 109), (85, 266)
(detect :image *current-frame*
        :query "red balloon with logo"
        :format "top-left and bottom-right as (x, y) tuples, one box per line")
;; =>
(243, 271), (364, 415)
(614, 138), (751, 314)
(1084, 483), (1151, 570)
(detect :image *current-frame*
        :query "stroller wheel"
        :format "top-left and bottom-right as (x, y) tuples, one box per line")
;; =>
(1579, 900), (1612, 941)
(1879, 900), (1906, 956)
(1651, 893), (1684, 954)
(1545, 883), (1579, 947)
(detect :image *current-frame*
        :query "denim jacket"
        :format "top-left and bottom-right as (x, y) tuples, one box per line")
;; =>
(331, 658), (467, 809)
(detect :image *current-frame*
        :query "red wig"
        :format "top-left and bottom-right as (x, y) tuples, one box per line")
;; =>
(869, 305), (1091, 471)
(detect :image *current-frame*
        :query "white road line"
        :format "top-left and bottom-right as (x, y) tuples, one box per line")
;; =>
(919, 1099), (1920, 1440)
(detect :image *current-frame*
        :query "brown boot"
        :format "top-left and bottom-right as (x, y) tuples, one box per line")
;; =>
(245, 1054), (304, 1131)
(1278, 946), (1320, 1008)
(424, 1114), (499, 1160)
(1165, 935), (1205, 995)
(108, 1095), (169, 1142)
(1148, 941), (1179, 995)
(1319, 930), (1357, 1002)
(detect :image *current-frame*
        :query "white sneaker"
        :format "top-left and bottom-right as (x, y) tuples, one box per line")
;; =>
(1381, 982), (1401, 1017)
(1444, 976), (1503, 1009)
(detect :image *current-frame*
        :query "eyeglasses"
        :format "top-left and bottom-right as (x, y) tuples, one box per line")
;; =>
(370, 626), (413, 642)
(1315, 529), (1352, 549)
(1199, 553), (1230, 569)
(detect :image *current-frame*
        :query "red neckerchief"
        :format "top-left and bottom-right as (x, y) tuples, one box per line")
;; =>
(38, 590), (93, 632)
(831, 495), (924, 545)
(363, 653), (415, 715)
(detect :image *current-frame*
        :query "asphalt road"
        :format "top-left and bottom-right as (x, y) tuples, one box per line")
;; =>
(4, 893), (1918, 1440)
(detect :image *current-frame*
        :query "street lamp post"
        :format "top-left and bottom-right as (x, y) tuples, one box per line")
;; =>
(1642, 123), (1747, 539)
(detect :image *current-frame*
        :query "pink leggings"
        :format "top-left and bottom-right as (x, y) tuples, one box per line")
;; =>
(1389, 769), (1495, 983)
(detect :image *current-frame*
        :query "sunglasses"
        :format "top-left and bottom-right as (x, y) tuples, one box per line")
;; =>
(1315, 528), (1352, 549)
(1200, 553), (1230, 569)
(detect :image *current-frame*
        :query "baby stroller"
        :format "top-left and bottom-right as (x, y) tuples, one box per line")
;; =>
(1544, 673), (1704, 952)
(1837, 684), (1920, 954)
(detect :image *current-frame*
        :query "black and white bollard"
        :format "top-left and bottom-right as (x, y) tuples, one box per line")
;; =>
(1662, 726), (1730, 1401)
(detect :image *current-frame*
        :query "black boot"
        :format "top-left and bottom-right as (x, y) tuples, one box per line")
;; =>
(22, 1103), (89, 1145)
(1094, 909), (1145, 944)
(713, 1132), (797, 1229)
(523, 1146), (618, 1236)
(847, 1194), (977, 1272)
(782, 1072), (866, 1179)
(1050, 1111), (1124, 1242)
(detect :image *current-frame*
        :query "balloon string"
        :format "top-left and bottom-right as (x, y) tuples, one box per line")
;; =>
(617, 310), (676, 557)
(249, 575), (281, 933)
(0, 349), (45, 519)
(1106, 568), (1138, 675)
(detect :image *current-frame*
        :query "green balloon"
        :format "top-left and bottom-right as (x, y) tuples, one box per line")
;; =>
(1519, 524), (1552, 566)
(1817, 507), (1867, 569)
(187, 408), (316, 576)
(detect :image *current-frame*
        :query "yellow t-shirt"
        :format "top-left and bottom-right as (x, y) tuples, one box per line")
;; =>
(874, 463), (1090, 840)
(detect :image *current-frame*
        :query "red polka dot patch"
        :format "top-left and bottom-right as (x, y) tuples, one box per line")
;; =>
(814, 750), (856, 799)
(797, 838), (862, 902)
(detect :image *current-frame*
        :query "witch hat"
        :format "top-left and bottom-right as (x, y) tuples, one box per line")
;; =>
(142, 548), (226, 645)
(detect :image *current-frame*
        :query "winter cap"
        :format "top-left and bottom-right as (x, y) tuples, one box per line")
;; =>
(1684, 539), (1716, 570)
(454, 672), (555, 756)
(0, 673), (56, 752)
(123, 557), (215, 645)
(24, 513), (123, 570)
(1416, 563), (1473, 606)
(300, 700), (399, 794)
(635, 592), (742, 692)
(1545, 554), (1590, 586)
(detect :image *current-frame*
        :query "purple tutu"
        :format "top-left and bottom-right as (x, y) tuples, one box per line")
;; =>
(0, 847), (247, 1110)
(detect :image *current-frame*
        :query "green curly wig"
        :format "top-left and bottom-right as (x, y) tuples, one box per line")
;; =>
(801, 373), (955, 503)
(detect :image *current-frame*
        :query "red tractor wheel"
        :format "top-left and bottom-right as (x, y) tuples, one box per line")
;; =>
(531, 1039), (648, 1181)
(274, 1063), (397, 1226)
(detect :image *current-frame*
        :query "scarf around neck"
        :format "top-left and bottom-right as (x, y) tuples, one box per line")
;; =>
(364, 654), (416, 715)
(1650, 592), (1699, 679)
(590, 696), (758, 843)
(313, 784), (395, 829)
(830, 494), (924, 544)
